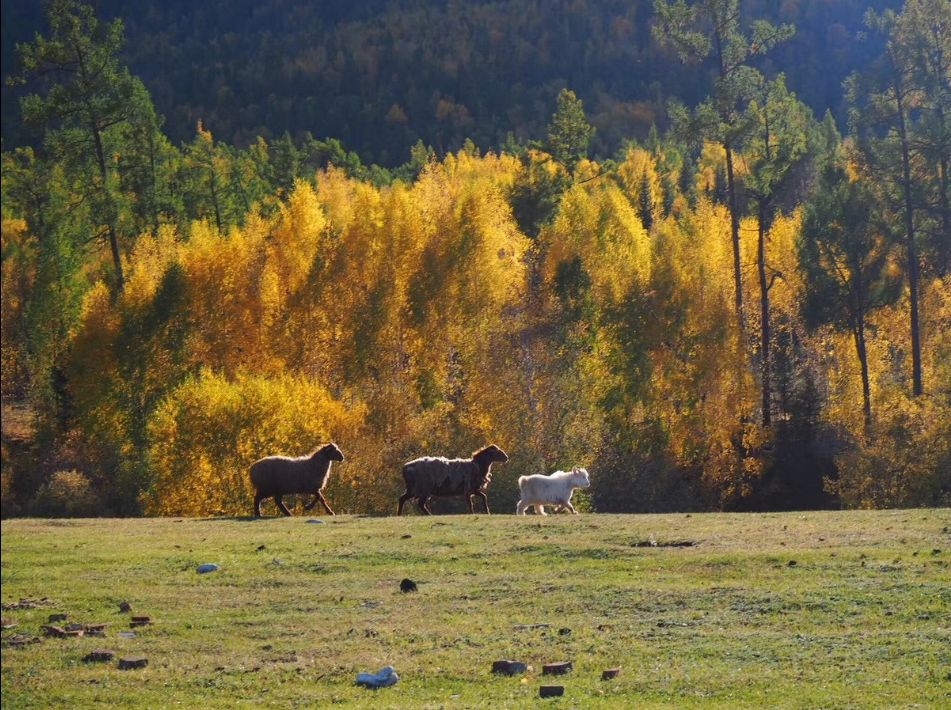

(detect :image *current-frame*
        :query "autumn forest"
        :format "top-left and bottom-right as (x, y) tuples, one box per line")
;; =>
(1, 0), (949, 517)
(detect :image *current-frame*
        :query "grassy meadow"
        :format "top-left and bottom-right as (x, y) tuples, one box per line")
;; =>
(1, 509), (949, 708)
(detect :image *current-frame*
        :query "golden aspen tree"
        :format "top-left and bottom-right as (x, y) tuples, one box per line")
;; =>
(617, 147), (664, 232)
(645, 195), (759, 508)
(144, 371), (366, 516)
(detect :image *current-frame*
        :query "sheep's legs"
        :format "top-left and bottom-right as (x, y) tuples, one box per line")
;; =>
(315, 491), (335, 516)
(417, 496), (432, 515)
(274, 496), (293, 516)
(397, 492), (413, 515)
(253, 494), (265, 517)
(301, 493), (335, 515)
(473, 491), (490, 514)
(516, 499), (527, 515)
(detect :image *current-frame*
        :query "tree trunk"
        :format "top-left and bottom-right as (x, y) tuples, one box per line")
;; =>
(91, 123), (125, 294)
(853, 318), (873, 434)
(725, 142), (744, 334)
(894, 59), (923, 396)
(210, 169), (223, 234)
(757, 200), (771, 427)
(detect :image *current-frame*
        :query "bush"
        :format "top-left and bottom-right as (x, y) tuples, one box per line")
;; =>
(30, 469), (103, 517)
(831, 396), (951, 509)
(144, 370), (367, 516)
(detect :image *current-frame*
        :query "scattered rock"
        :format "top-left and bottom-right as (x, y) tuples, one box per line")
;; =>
(601, 668), (620, 680)
(118, 602), (132, 613)
(355, 665), (399, 688)
(83, 650), (116, 663)
(558, 627), (571, 636)
(197, 563), (219, 574)
(492, 660), (527, 676)
(256, 544), (266, 551)
(118, 656), (148, 670)
(48, 613), (68, 623)
(399, 578), (418, 593)
(539, 685), (564, 698)
(130, 616), (152, 628)
(41, 625), (69, 638)
(787, 560), (797, 567)
(401, 534), (412, 539)
(84, 623), (108, 637)
(1, 618), (16, 629)
(542, 661), (573, 675)
(306, 519), (324, 524)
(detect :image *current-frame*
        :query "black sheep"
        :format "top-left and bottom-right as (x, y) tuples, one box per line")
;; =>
(397, 444), (509, 515)
(249, 443), (344, 517)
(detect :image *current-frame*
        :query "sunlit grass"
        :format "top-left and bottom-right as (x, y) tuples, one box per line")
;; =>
(2, 510), (949, 708)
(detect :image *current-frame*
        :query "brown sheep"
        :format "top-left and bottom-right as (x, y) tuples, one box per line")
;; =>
(249, 443), (344, 517)
(397, 444), (509, 515)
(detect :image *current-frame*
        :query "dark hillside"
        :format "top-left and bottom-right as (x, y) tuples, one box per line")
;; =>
(1, 0), (904, 166)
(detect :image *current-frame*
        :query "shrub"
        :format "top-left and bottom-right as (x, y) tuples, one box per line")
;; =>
(144, 370), (367, 516)
(30, 469), (102, 517)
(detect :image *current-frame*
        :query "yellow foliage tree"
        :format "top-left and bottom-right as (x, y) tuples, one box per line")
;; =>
(144, 370), (366, 516)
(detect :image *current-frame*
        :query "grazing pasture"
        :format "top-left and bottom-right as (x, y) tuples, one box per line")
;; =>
(1, 510), (949, 708)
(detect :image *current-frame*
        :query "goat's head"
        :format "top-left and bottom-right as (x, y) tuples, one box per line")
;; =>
(571, 467), (591, 488)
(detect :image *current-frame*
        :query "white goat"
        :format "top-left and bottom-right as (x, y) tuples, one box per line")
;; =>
(516, 467), (591, 515)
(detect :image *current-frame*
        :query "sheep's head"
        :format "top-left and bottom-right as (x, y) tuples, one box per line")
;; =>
(318, 443), (345, 462)
(476, 444), (509, 465)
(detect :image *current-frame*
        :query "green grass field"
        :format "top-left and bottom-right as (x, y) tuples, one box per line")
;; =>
(2, 509), (949, 708)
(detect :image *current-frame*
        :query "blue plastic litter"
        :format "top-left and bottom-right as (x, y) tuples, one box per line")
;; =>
(356, 666), (399, 688)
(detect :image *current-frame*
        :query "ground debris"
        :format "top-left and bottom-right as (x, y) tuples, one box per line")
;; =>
(355, 665), (398, 688)
(118, 656), (149, 670)
(542, 661), (573, 675)
(2, 633), (41, 648)
(83, 649), (116, 663)
(492, 659), (527, 675)
(2, 598), (54, 611)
